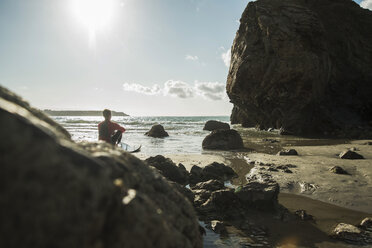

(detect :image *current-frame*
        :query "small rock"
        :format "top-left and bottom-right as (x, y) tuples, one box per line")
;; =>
(279, 127), (293, 135)
(283, 169), (293, 173)
(330, 166), (349, 175)
(191, 180), (225, 191)
(145, 124), (169, 138)
(294, 210), (314, 221)
(277, 149), (298, 156)
(268, 167), (278, 172)
(203, 120), (230, 131)
(365, 142), (372, 145)
(360, 218), (372, 229)
(331, 223), (366, 245)
(339, 150), (364, 160)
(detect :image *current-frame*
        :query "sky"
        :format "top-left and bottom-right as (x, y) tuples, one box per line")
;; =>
(0, 0), (370, 116)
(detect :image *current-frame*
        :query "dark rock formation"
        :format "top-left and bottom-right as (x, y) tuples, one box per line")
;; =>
(330, 166), (349, 175)
(145, 124), (169, 138)
(145, 155), (189, 185)
(191, 180), (225, 192)
(277, 149), (298, 156)
(339, 150), (364, 160)
(0, 86), (202, 248)
(202, 129), (244, 150)
(227, 0), (372, 138)
(203, 120), (230, 131)
(235, 182), (279, 211)
(189, 163), (237, 185)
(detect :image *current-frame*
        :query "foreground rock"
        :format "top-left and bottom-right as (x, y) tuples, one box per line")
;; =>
(203, 120), (230, 131)
(145, 155), (189, 185)
(330, 166), (349, 175)
(145, 124), (169, 138)
(0, 87), (202, 248)
(226, 0), (372, 138)
(339, 150), (364, 160)
(202, 129), (244, 150)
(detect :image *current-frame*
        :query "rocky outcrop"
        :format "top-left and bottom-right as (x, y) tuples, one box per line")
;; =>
(203, 120), (230, 131)
(0, 86), (202, 248)
(145, 124), (169, 138)
(145, 155), (189, 185)
(202, 129), (244, 150)
(331, 223), (372, 245)
(227, 0), (372, 138)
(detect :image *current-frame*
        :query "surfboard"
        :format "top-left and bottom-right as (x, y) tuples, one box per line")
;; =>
(121, 142), (142, 153)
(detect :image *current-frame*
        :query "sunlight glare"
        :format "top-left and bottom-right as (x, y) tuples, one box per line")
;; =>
(72, 0), (116, 47)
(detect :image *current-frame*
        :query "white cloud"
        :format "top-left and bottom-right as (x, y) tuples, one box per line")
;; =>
(123, 80), (226, 101)
(164, 80), (194, 98)
(185, 55), (199, 61)
(123, 83), (161, 95)
(221, 48), (231, 68)
(195, 81), (226, 101)
(361, 0), (372, 10)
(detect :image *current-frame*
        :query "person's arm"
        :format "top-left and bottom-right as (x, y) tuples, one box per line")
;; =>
(113, 122), (126, 133)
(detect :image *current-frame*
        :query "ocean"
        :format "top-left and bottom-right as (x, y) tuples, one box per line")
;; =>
(52, 115), (230, 155)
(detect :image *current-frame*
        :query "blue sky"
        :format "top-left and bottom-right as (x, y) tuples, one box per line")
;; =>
(0, 0), (370, 116)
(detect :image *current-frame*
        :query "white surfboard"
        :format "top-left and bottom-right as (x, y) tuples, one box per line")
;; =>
(121, 142), (142, 153)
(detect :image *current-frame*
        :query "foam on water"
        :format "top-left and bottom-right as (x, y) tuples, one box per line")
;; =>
(53, 116), (230, 155)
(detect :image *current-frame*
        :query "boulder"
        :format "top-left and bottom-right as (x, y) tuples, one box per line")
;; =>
(0, 86), (202, 248)
(189, 163), (237, 184)
(339, 150), (364, 160)
(203, 120), (230, 131)
(227, 0), (372, 137)
(235, 181), (279, 211)
(202, 129), (244, 150)
(145, 124), (169, 138)
(330, 166), (349, 175)
(277, 149), (298, 156)
(145, 155), (189, 185)
(330, 223), (367, 245)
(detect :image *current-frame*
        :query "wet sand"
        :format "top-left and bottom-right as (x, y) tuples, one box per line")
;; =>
(135, 133), (372, 247)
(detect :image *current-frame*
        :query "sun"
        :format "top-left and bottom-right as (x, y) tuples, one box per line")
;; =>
(71, 0), (116, 46)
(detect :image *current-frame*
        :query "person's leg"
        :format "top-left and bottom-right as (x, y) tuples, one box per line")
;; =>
(111, 131), (122, 145)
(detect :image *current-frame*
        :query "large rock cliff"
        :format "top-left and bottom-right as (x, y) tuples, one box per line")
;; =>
(227, 0), (372, 137)
(0, 85), (202, 248)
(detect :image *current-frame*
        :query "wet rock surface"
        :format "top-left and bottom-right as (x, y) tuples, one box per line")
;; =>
(145, 124), (169, 138)
(339, 150), (364, 160)
(203, 120), (230, 131)
(0, 87), (202, 248)
(227, 0), (372, 138)
(189, 163), (237, 185)
(145, 155), (189, 185)
(202, 129), (244, 150)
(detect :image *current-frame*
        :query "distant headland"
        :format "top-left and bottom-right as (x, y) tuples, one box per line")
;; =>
(44, 110), (128, 116)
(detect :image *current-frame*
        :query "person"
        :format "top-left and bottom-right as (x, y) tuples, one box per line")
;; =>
(98, 109), (126, 145)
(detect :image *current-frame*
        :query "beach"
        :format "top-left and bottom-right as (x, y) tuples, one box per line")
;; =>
(54, 114), (372, 247)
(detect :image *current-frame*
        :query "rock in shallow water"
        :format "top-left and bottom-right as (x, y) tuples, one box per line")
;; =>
(0, 86), (202, 248)
(202, 129), (244, 150)
(145, 124), (169, 138)
(226, 0), (372, 137)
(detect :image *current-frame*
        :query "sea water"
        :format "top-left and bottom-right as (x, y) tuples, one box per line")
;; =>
(52, 116), (230, 155)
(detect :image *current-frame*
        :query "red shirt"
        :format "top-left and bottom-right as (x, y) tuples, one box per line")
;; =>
(98, 120), (126, 142)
